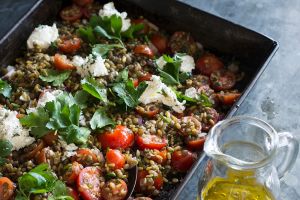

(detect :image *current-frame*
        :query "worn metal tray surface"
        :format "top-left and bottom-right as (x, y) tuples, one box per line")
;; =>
(0, 0), (278, 199)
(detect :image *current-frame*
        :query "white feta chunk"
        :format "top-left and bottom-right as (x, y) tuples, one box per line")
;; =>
(0, 107), (35, 150)
(73, 55), (108, 77)
(27, 24), (59, 50)
(37, 90), (63, 108)
(180, 55), (195, 73)
(155, 56), (167, 69)
(184, 87), (198, 99)
(99, 2), (131, 32)
(139, 75), (185, 113)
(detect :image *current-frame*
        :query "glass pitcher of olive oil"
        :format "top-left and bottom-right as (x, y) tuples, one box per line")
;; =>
(198, 116), (299, 200)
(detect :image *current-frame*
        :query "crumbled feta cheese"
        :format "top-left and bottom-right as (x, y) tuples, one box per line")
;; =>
(179, 55), (195, 73)
(2, 65), (15, 78)
(60, 140), (78, 160)
(98, 2), (131, 32)
(37, 90), (63, 108)
(72, 55), (108, 77)
(185, 87), (198, 99)
(27, 24), (59, 49)
(139, 75), (185, 113)
(79, 113), (86, 126)
(0, 107), (35, 150)
(156, 55), (195, 73)
(155, 56), (167, 69)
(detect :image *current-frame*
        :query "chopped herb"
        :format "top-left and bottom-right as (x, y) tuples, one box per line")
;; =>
(0, 78), (12, 98)
(122, 23), (144, 39)
(175, 90), (213, 107)
(77, 26), (97, 44)
(74, 90), (89, 109)
(39, 69), (71, 86)
(90, 107), (115, 130)
(0, 140), (13, 166)
(81, 77), (108, 103)
(92, 43), (123, 58)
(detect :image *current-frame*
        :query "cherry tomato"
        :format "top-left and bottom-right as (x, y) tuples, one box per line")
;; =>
(186, 133), (207, 151)
(73, 0), (93, 7)
(64, 162), (84, 185)
(150, 34), (168, 53)
(131, 18), (150, 34)
(35, 148), (47, 164)
(42, 131), (58, 146)
(136, 135), (167, 150)
(171, 150), (196, 172)
(210, 69), (236, 91)
(138, 73), (152, 82)
(133, 79), (139, 88)
(196, 54), (224, 76)
(98, 125), (134, 149)
(134, 45), (154, 58)
(179, 116), (202, 136)
(54, 54), (75, 70)
(0, 177), (15, 200)
(168, 31), (198, 55)
(67, 187), (80, 200)
(135, 170), (163, 193)
(106, 149), (125, 170)
(60, 5), (83, 22)
(77, 167), (102, 200)
(23, 140), (45, 160)
(102, 179), (128, 200)
(216, 92), (241, 105)
(59, 37), (81, 54)
(150, 150), (167, 165)
(73, 148), (102, 166)
(136, 104), (160, 118)
(201, 107), (219, 131)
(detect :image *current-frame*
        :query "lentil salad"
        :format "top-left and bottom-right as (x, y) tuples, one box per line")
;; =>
(0, 1), (244, 199)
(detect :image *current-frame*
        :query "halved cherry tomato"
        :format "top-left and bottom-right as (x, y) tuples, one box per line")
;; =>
(102, 179), (128, 200)
(42, 131), (58, 146)
(138, 73), (152, 82)
(73, 0), (93, 7)
(35, 148), (47, 164)
(171, 150), (196, 172)
(134, 45), (154, 58)
(59, 37), (81, 54)
(106, 149), (125, 170)
(196, 54), (224, 76)
(136, 104), (160, 118)
(210, 69), (236, 91)
(151, 34), (168, 54)
(150, 150), (167, 164)
(133, 79), (139, 88)
(136, 135), (167, 150)
(54, 54), (75, 70)
(0, 177), (15, 200)
(64, 162), (83, 185)
(216, 92), (241, 105)
(131, 18), (150, 34)
(186, 133), (207, 151)
(77, 167), (102, 200)
(60, 5), (83, 22)
(73, 148), (101, 165)
(98, 125), (134, 149)
(23, 140), (45, 160)
(67, 187), (80, 200)
(135, 170), (163, 193)
(201, 107), (219, 131)
(168, 31), (198, 55)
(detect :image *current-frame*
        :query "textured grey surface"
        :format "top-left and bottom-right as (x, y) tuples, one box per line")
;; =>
(0, 0), (299, 199)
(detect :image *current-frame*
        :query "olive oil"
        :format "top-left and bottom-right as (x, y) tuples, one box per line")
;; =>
(201, 170), (275, 200)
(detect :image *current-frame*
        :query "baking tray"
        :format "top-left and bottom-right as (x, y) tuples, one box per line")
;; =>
(0, 0), (278, 199)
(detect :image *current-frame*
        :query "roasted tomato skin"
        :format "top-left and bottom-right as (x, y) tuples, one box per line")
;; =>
(150, 33), (168, 53)
(168, 31), (198, 56)
(98, 125), (134, 149)
(67, 187), (80, 200)
(186, 134), (206, 151)
(58, 37), (81, 54)
(63, 161), (83, 185)
(210, 69), (236, 91)
(77, 167), (102, 200)
(136, 134), (167, 150)
(0, 177), (15, 200)
(106, 149), (125, 170)
(135, 170), (163, 193)
(134, 45), (154, 58)
(73, 0), (94, 7)
(54, 54), (75, 70)
(216, 92), (241, 105)
(171, 150), (197, 172)
(72, 148), (102, 166)
(196, 54), (224, 76)
(136, 104), (160, 118)
(60, 5), (83, 22)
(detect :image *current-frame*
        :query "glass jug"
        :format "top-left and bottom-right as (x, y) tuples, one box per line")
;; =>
(198, 116), (299, 200)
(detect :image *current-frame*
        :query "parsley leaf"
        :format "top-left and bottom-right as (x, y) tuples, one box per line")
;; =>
(0, 78), (12, 98)
(92, 43), (123, 58)
(122, 23), (144, 39)
(39, 69), (71, 86)
(81, 77), (108, 103)
(175, 90), (213, 107)
(0, 140), (13, 166)
(90, 107), (115, 130)
(60, 125), (90, 145)
(74, 90), (89, 109)
(17, 164), (72, 200)
(77, 26), (97, 44)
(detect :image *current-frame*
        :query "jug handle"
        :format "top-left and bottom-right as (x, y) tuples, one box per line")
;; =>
(276, 132), (299, 180)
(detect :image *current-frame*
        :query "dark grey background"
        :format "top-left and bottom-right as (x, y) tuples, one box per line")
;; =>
(1, 0), (299, 199)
